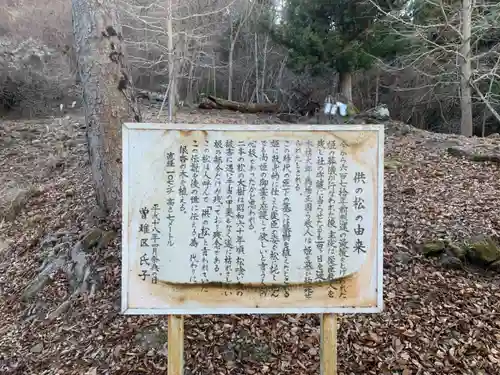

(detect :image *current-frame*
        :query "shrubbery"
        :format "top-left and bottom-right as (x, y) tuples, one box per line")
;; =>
(0, 37), (76, 117)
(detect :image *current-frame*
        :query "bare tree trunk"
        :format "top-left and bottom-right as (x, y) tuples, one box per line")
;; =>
(338, 71), (353, 103)
(228, 15), (235, 101)
(227, 2), (255, 101)
(254, 33), (260, 103)
(186, 61), (196, 105)
(276, 56), (287, 103)
(261, 35), (269, 100)
(375, 69), (380, 106)
(212, 54), (217, 96)
(460, 0), (473, 137)
(72, 0), (141, 215)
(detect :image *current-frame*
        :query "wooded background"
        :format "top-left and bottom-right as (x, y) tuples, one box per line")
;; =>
(1, 0), (499, 136)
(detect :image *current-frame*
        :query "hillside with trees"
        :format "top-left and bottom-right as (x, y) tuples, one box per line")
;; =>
(1, 0), (499, 135)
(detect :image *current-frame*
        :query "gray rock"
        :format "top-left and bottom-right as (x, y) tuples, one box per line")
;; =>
(88, 207), (107, 224)
(489, 260), (500, 273)
(81, 228), (103, 249)
(393, 252), (412, 265)
(399, 124), (412, 135)
(30, 343), (43, 353)
(422, 241), (446, 257)
(134, 326), (167, 351)
(438, 254), (463, 270)
(0, 238), (9, 253)
(373, 104), (390, 120)
(465, 235), (500, 265)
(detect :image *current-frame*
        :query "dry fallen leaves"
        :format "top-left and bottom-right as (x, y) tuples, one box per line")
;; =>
(0, 109), (499, 375)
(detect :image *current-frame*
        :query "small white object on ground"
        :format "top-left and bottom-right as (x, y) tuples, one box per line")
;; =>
(338, 102), (347, 116)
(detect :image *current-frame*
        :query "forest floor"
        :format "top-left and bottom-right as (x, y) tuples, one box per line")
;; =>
(0, 107), (499, 375)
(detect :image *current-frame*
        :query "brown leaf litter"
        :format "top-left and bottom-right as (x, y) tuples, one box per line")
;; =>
(0, 110), (499, 375)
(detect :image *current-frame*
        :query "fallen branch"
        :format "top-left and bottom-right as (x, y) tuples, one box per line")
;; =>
(447, 146), (500, 164)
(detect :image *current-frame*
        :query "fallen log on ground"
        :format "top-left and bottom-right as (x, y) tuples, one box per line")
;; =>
(447, 146), (500, 164)
(199, 95), (279, 113)
(198, 97), (223, 110)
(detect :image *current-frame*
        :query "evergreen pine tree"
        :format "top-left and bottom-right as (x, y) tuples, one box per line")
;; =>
(273, 0), (408, 102)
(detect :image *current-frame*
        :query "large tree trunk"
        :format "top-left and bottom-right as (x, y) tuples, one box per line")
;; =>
(338, 71), (353, 103)
(460, 0), (473, 137)
(72, 0), (141, 215)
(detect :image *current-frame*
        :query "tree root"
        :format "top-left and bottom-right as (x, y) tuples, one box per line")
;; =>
(21, 227), (116, 319)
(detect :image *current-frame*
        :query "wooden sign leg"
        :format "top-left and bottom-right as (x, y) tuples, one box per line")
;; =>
(320, 313), (338, 375)
(168, 315), (184, 375)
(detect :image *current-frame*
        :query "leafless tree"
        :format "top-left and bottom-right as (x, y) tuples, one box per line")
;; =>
(117, 0), (328, 113)
(227, 0), (255, 100)
(371, 0), (500, 136)
(460, 0), (473, 136)
(120, 0), (234, 113)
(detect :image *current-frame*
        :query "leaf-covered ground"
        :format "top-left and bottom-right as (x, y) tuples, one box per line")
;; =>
(0, 109), (499, 375)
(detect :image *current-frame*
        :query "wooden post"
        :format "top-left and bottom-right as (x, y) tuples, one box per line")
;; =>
(168, 315), (184, 375)
(320, 313), (338, 375)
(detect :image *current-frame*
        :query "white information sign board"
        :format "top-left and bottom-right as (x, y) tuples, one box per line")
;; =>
(121, 123), (383, 315)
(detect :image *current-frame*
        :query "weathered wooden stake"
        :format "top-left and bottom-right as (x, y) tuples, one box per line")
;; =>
(320, 313), (338, 375)
(168, 315), (184, 375)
